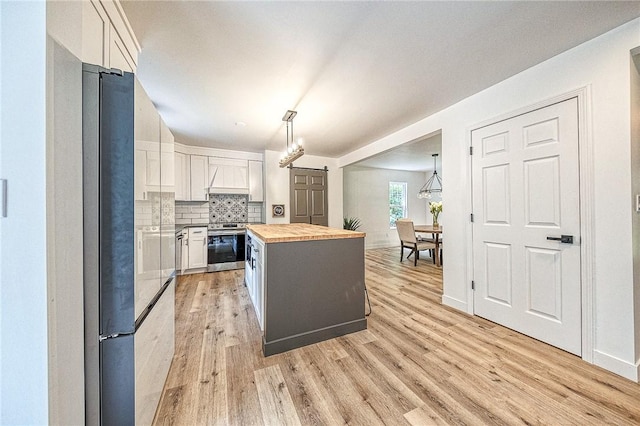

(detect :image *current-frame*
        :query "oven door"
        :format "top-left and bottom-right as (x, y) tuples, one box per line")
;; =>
(207, 230), (246, 272)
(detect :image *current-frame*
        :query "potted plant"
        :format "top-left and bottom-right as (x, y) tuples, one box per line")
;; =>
(343, 217), (362, 231)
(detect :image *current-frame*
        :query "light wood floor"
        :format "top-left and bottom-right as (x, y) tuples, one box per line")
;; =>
(154, 248), (640, 425)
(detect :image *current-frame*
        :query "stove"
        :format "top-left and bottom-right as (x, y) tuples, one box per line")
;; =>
(207, 223), (247, 272)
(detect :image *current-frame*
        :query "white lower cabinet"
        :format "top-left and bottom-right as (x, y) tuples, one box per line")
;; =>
(247, 231), (265, 331)
(187, 227), (207, 269)
(254, 239), (264, 330)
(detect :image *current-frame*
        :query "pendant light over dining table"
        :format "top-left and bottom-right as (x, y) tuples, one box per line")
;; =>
(418, 153), (442, 199)
(279, 109), (305, 168)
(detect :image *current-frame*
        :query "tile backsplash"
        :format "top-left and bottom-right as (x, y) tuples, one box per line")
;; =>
(175, 198), (263, 225)
(209, 194), (248, 223)
(175, 201), (209, 225)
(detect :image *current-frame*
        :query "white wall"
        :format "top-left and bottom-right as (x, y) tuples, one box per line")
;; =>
(631, 50), (640, 365)
(264, 150), (342, 228)
(343, 166), (429, 249)
(0, 2), (49, 424)
(340, 19), (640, 380)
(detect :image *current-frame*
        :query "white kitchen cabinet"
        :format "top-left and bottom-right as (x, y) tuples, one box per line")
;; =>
(246, 230), (265, 331)
(109, 25), (135, 73)
(175, 152), (190, 201)
(208, 157), (248, 192)
(245, 254), (254, 296)
(248, 160), (264, 202)
(253, 237), (265, 331)
(82, 0), (137, 71)
(82, 0), (109, 67)
(187, 227), (207, 269)
(190, 155), (209, 201)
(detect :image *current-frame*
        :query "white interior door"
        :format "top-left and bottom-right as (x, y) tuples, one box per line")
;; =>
(472, 97), (581, 355)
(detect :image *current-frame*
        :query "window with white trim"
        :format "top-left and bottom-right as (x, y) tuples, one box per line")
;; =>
(389, 182), (407, 228)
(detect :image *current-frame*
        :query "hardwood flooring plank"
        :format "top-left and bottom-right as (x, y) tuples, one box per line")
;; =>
(338, 336), (425, 411)
(225, 343), (264, 426)
(153, 248), (640, 425)
(278, 351), (347, 425)
(299, 344), (388, 426)
(195, 327), (228, 425)
(254, 365), (302, 426)
(190, 279), (208, 313)
(404, 405), (450, 426)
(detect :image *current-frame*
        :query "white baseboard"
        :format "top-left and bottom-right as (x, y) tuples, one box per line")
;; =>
(593, 350), (639, 382)
(441, 295), (468, 313)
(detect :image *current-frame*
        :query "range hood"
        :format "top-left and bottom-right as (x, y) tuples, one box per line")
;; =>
(208, 160), (249, 194)
(208, 187), (249, 195)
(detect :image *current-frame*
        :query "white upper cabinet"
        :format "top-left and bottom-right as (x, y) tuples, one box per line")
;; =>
(82, 0), (138, 71)
(82, 1), (108, 67)
(174, 143), (263, 201)
(174, 152), (190, 201)
(190, 155), (209, 201)
(109, 25), (135, 73)
(248, 160), (264, 202)
(208, 158), (249, 193)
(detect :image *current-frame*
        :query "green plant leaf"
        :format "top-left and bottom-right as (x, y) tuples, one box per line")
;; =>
(343, 217), (362, 231)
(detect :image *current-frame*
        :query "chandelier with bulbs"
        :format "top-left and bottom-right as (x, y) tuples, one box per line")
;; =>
(279, 110), (304, 168)
(418, 153), (442, 199)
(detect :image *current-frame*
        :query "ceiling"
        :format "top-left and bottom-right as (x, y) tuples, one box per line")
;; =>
(121, 1), (640, 159)
(352, 133), (442, 172)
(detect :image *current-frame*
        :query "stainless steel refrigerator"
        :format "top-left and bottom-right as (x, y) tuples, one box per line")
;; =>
(82, 63), (175, 426)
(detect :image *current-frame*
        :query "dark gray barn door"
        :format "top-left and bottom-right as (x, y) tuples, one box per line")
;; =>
(289, 168), (328, 226)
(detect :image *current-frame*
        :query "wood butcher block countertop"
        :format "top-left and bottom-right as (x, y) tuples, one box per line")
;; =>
(246, 223), (366, 243)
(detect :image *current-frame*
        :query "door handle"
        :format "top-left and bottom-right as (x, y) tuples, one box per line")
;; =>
(547, 235), (574, 244)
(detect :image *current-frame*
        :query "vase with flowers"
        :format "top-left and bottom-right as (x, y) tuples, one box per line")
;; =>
(430, 201), (442, 227)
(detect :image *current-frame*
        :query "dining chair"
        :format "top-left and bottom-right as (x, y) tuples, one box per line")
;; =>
(396, 219), (436, 266)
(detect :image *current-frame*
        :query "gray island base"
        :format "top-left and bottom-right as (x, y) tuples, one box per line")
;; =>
(246, 224), (367, 356)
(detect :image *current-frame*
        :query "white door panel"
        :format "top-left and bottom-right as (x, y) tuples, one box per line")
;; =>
(472, 98), (581, 355)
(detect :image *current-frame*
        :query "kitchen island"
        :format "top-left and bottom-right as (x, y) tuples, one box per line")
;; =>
(245, 223), (367, 356)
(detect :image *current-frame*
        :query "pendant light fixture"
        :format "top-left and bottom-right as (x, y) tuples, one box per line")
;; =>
(279, 110), (304, 168)
(418, 153), (442, 199)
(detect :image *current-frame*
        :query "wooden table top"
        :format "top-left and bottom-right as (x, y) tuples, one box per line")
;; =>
(414, 225), (443, 234)
(246, 223), (366, 243)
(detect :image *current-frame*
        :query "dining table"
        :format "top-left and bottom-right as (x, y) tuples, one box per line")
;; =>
(414, 225), (443, 266)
